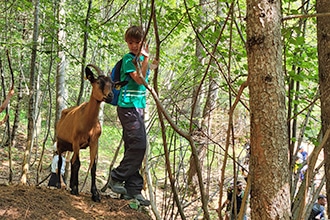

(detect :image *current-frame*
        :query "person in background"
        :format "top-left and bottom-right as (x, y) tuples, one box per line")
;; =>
(295, 146), (308, 181)
(309, 195), (326, 220)
(300, 146), (308, 161)
(48, 149), (66, 189)
(108, 25), (150, 206)
(222, 181), (247, 220)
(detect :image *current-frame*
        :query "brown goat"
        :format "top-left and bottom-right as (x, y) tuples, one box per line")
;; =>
(56, 64), (113, 202)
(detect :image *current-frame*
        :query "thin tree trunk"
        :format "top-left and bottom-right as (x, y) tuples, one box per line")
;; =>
(55, 0), (69, 181)
(187, 0), (209, 190)
(77, 0), (92, 105)
(5, 50), (15, 183)
(287, 1), (311, 203)
(36, 9), (56, 180)
(317, 0), (330, 217)
(11, 16), (28, 151)
(20, 0), (40, 184)
(187, 0), (206, 187)
(55, 0), (67, 126)
(246, 0), (291, 219)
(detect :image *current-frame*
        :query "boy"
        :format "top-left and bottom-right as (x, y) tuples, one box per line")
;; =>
(108, 25), (150, 206)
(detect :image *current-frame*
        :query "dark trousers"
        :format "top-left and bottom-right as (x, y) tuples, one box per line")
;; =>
(111, 107), (147, 195)
(48, 173), (65, 187)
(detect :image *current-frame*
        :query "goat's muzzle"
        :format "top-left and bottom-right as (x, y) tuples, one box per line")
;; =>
(104, 92), (113, 103)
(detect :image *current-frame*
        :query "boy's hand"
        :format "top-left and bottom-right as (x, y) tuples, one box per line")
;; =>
(141, 41), (149, 57)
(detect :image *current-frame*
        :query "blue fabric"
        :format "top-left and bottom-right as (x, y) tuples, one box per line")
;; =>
(309, 203), (325, 219)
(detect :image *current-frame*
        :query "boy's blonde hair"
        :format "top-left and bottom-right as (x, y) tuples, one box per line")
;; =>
(125, 26), (144, 42)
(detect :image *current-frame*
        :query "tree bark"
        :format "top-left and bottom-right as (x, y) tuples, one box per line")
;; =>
(187, 0), (207, 191)
(77, 0), (92, 106)
(55, 0), (67, 127)
(317, 0), (330, 217)
(20, 0), (40, 184)
(246, 0), (291, 219)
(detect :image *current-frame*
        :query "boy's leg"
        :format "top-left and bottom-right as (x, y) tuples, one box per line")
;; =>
(110, 107), (147, 195)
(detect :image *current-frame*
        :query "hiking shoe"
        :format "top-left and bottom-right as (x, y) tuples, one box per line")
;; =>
(108, 178), (127, 195)
(121, 193), (151, 206)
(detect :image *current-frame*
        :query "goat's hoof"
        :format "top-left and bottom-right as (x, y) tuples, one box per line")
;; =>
(92, 194), (101, 202)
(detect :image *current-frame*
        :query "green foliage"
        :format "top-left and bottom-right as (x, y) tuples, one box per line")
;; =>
(0, 0), (325, 218)
(282, 0), (319, 152)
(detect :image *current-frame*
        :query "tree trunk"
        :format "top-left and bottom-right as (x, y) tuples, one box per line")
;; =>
(20, 0), (40, 184)
(77, 0), (92, 106)
(55, 0), (69, 181)
(187, 0), (210, 193)
(317, 0), (330, 217)
(246, 0), (291, 219)
(11, 16), (28, 150)
(55, 0), (67, 127)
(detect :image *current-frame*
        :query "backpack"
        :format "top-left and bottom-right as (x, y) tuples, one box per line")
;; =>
(108, 53), (134, 106)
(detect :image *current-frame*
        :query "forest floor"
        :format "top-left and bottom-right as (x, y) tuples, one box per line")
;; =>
(0, 183), (153, 220)
(0, 131), (153, 220)
(0, 131), (247, 220)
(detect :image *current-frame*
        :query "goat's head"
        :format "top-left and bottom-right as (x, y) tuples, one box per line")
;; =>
(85, 64), (113, 103)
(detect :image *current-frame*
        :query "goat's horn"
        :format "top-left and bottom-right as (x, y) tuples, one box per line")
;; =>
(86, 64), (104, 76)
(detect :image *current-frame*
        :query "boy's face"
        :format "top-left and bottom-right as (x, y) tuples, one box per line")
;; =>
(126, 38), (142, 55)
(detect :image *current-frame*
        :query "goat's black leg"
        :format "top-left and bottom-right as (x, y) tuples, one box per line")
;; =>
(57, 153), (63, 189)
(91, 160), (100, 202)
(70, 157), (80, 195)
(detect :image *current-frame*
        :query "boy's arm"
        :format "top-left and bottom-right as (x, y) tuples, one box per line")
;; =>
(130, 55), (149, 84)
(130, 44), (149, 84)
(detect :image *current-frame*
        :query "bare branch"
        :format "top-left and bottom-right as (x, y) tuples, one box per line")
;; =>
(283, 12), (330, 21)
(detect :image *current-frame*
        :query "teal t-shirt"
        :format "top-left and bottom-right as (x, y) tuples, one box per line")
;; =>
(118, 53), (149, 108)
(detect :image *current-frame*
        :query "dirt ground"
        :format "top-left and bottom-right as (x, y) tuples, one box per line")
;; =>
(0, 129), (153, 220)
(0, 183), (152, 220)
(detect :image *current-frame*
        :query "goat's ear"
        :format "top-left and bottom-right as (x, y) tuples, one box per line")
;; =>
(114, 81), (128, 89)
(85, 66), (95, 82)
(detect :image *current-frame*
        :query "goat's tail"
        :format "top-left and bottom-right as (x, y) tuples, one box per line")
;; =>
(86, 64), (104, 76)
